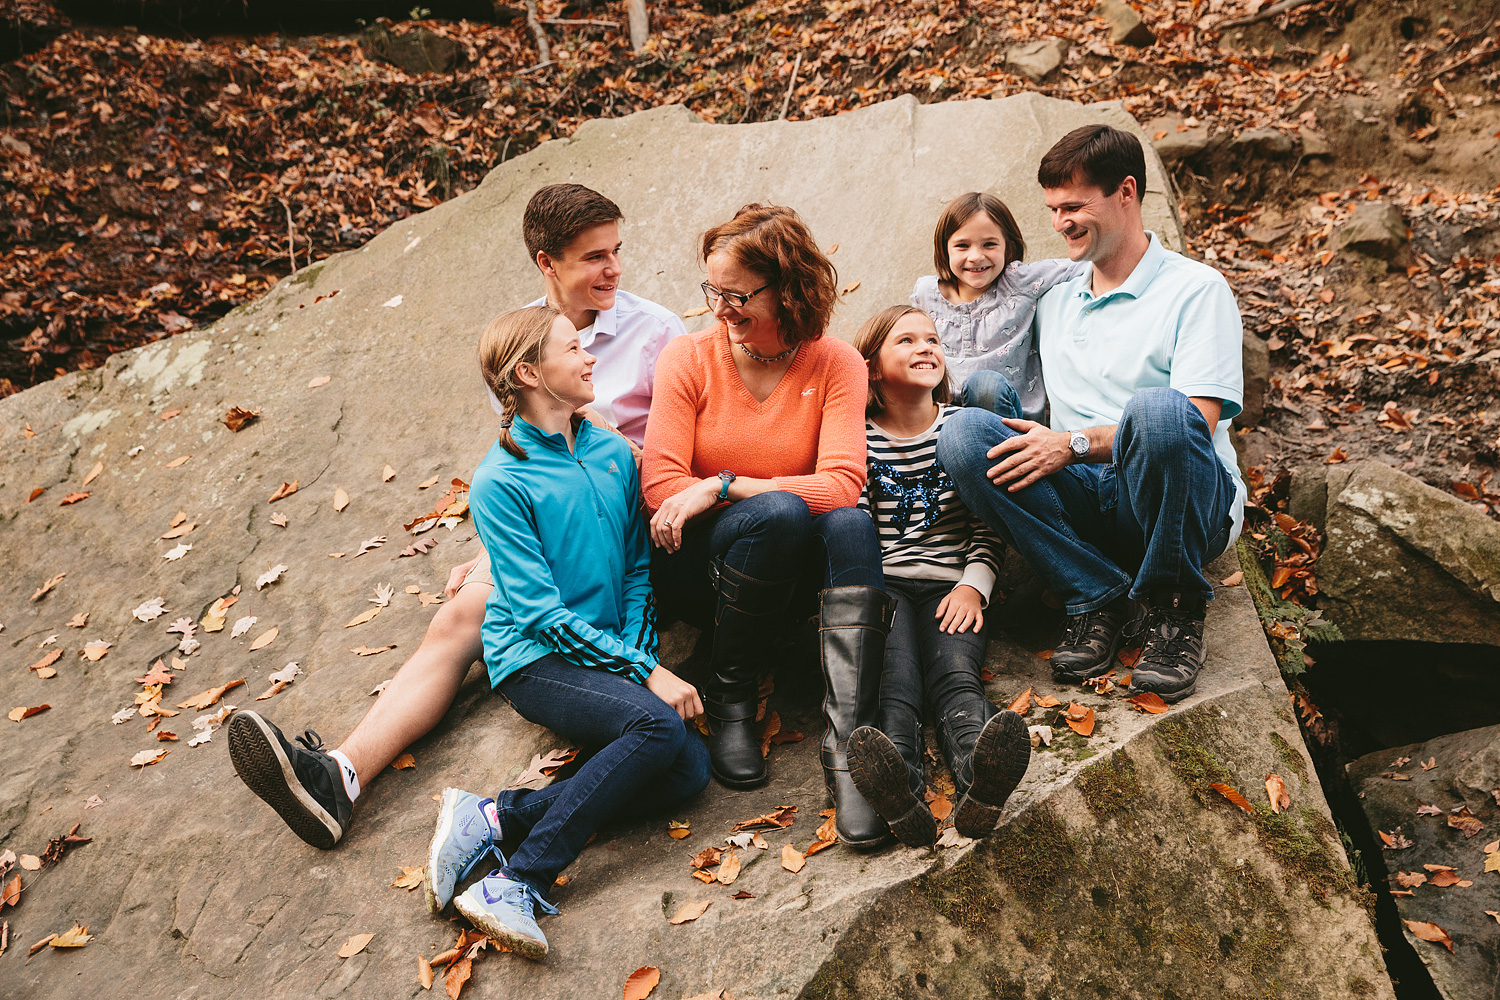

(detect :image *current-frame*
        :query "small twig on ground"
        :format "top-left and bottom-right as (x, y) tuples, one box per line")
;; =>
(877, 47), (913, 82)
(778, 52), (803, 120)
(524, 0), (551, 64)
(541, 18), (620, 28)
(1217, 0), (1322, 30)
(627, 0), (650, 53)
(277, 198), (296, 275)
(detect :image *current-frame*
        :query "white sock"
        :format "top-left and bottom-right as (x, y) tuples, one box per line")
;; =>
(328, 750), (361, 802)
(481, 799), (502, 839)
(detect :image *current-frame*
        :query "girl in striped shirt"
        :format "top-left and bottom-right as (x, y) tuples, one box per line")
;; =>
(846, 305), (1031, 847)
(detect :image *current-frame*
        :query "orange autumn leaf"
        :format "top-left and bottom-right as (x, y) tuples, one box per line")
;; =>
(81, 460), (103, 486)
(1265, 774), (1291, 813)
(307, 375), (332, 388)
(268, 480), (299, 503)
(222, 406), (260, 431)
(59, 491), (90, 505)
(418, 954), (435, 989)
(9, 704), (51, 722)
(176, 677), (243, 710)
(334, 487), (350, 512)
(1117, 647), (1142, 668)
(1, 874), (21, 908)
(1403, 919), (1454, 952)
(1063, 702), (1095, 737)
(668, 899), (711, 924)
(392, 753), (416, 770)
(337, 932), (374, 958)
(1210, 783), (1255, 814)
(1127, 691), (1169, 714)
(667, 820), (691, 840)
(1034, 694), (1061, 708)
(1034, 649), (1054, 660)
(716, 847), (741, 885)
(28, 650), (62, 673)
(162, 455), (191, 469)
(929, 795), (953, 822)
(623, 965), (661, 1000)
(782, 843), (806, 874)
(247, 626), (279, 651)
(27, 487), (44, 502)
(1007, 687), (1032, 715)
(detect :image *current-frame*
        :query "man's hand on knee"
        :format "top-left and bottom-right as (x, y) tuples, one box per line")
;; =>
(985, 418), (1073, 491)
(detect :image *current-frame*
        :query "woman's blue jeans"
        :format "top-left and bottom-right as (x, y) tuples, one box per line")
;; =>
(650, 490), (883, 629)
(937, 386), (1236, 614)
(493, 654), (710, 898)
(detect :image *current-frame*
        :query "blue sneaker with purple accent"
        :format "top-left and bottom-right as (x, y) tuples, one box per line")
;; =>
(453, 870), (559, 961)
(424, 787), (503, 916)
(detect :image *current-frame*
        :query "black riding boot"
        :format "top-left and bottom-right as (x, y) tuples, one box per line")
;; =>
(704, 559), (796, 789)
(819, 586), (895, 849)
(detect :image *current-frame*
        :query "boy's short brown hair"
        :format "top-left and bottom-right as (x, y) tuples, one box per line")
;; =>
(1036, 124), (1147, 200)
(853, 305), (952, 417)
(933, 192), (1026, 284)
(699, 204), (837, 346)
(522, 184), (623, 265)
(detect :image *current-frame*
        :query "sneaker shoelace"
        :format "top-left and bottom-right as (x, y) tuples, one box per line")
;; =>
(1061, 608), (1114, 648)
(1141, 612), (1202, 675)
(492, 876), (560, 917)
(295, 730), (327, 753)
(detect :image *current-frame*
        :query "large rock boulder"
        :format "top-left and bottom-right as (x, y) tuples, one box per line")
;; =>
(1347, 724), (1500, 1000)
(0, 96), (1390, 999)
(1294, 462), (1500, 646)
(1338, 201), (1411, 262)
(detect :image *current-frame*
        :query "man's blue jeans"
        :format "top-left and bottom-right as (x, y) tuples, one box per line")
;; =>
(937, 386), (1236, 614)
(493, 654), (711, 897)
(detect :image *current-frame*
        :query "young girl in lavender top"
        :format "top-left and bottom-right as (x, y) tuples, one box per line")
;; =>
(909, 192), (1082, 421)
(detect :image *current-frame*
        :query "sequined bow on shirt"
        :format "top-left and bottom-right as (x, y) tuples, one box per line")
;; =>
(867, 458), (950, 537)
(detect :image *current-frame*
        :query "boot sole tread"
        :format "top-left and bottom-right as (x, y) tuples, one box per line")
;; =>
(848, 728), (936, 848)
(953, 711), (1031, 839)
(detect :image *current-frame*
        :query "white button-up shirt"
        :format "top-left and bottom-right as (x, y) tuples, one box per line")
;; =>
(490, 290), (687, 446)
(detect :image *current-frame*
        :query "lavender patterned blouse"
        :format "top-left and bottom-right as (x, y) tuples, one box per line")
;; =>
(909, 258), (1084, 421)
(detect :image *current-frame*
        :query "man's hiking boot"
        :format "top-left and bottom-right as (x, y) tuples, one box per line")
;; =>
(453, 870), (559, 961)
(1050, 597), (1140, 683)
(952, 710), (1031, 838)
(847, 726), (936, 848)
(425, 787), (504, 915)
(227, 711), (353, 849)
(1129, 596), (1207, 704)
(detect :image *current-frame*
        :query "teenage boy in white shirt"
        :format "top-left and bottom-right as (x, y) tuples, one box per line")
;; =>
(227, 184), (686, 849)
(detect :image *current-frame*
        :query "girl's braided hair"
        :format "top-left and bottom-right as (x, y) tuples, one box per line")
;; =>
(477, 304), (560, 460)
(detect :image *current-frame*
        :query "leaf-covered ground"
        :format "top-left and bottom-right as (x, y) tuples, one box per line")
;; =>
(1, 0), (1497, 508)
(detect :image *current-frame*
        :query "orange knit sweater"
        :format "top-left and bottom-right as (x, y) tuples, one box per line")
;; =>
(642, 323), (868, 516)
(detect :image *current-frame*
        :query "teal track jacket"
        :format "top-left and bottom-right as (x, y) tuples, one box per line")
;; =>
(470, 416), (658, 689)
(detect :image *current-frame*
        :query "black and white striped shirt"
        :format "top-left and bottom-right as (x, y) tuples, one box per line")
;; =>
(858, 405), (1005, 601)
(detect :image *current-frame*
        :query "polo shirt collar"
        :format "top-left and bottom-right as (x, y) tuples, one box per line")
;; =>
(1077, 230), (1165, 305)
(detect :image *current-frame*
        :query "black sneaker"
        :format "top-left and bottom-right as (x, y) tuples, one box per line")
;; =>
(847, 727), (936, 848)
(228, 711), (353, 849)
(1051, 597), (1139, 683)
(952, 711), (1031, 838)
(1129, 603), (1207, 703)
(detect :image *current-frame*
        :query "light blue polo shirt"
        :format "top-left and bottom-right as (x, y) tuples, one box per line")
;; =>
(1036, 232), (1247, 545)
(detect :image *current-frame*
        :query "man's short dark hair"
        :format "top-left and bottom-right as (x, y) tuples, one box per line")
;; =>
(1037, 125), (1147, 200)
(522, 184), (623, 265)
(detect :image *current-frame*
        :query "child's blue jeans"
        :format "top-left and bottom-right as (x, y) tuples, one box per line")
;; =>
(493, 653), (710, 897)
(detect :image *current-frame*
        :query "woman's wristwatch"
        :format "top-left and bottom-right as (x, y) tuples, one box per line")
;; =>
(717, 470), (736, 501)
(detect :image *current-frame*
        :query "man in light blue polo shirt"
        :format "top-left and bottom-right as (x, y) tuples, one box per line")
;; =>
(939, 124), (1244, 703)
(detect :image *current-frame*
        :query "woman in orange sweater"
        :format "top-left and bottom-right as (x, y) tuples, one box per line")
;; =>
(643, 204), (890, 848)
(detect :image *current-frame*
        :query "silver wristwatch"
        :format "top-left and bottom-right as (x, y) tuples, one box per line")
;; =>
(1068, 431), (1089, 462)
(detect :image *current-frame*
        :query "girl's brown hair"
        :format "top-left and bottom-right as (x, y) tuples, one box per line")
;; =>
(478, 304), (561, 460)
(853, 305), (952, 417)
(932, 192), (1026, 285)
(699, 204), (837, 345)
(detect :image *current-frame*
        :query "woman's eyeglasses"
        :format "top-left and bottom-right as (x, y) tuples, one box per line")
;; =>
(701, 282), (769, 309)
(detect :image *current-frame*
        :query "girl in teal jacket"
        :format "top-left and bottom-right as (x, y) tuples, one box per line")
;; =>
(424, 305), (708, 961)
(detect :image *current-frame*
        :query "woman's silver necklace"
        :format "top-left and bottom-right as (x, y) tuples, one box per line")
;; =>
(740, 342), (796, 365)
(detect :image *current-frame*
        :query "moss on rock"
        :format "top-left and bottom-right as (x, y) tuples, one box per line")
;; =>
(1270, 729), (1311, 782)
(1076, 751), (1143, 820)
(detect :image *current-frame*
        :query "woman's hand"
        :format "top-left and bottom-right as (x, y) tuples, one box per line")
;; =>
(645, 665), (704, 721)
(935, 584), (985, 634)
(443, 554), (483, 599)
(649, 478), (720, 553)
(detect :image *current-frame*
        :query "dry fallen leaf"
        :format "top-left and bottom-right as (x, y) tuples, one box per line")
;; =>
(133, 597), (168, 621)
(334, 487), (350, 512)
(248, 626), (279, 651)
(391, 866), (425, 890)
(231, 615), (258, 638)
(129, 747), (169, 767)
(1403, 920), (1454, 952)
(268, 480), (299, 503)
(81, 461), (103, 486)
(29, 650), (62, 674)
(1028, 725), (1053, 748)
(1034, 694), (1061, 708)
(1220, 570), (1244, 587)
(161, 522), (198, 543)
(345, 607), (382, 628)
(270, 511), (288, 527)
(1427, 870), (1471, 888)
(1063, 703), (1095, 737)
(510, 747), (579, 786)
(716, 847), (741, 885)
(689, 846), (722, 871)
(80, 640), (111, 661)
(1127, 691), (1169, 714)
(382, 465), (396, 482)
(1007, 687), (1032, 715)
(28, 933), (57, 956)
(338, 932), (375, 959)
(176, 678), (244, 710)
(162, 542), (192, 561)
(840, 279), (861, 295)
(1210, 783), (1255, 814)
(623, 966), (661, 1000)
(1394, 871), (1427, 888)
(308, 375), (332, 388)
(781, 843), (806, 874)
(1421, 757), (1437, 771)
(1, 875), (20, 908)
(731, 805), (797, 831)
(1265, 774), (1291, 813)
(668, 899), (712, 925)
(1379, 829), (1415, 849)
(418, 953), (435, 990)
(418, 475), (441, 489)
(31, 573), (65, 601)
(353, 536), (387, 558)
(9, 705), (50, 722)
(162, 455), (191, 469)
(668, 820), (691, 840)
(18, 856), (40, 872)
(255, 564), (288, 590)
(222, 406), (260, 432)
(391, 753), (416, 770)
(350, 644), (396, 656)
(49, 924), (92, 948)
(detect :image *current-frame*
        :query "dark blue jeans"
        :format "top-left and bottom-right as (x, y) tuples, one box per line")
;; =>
(650, 490), (883, 629)
(938, 386), (1235, 614)
(493, 654), (710, 898)
(957, 369), (1023, 421)
(879, 576), (996, 797)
